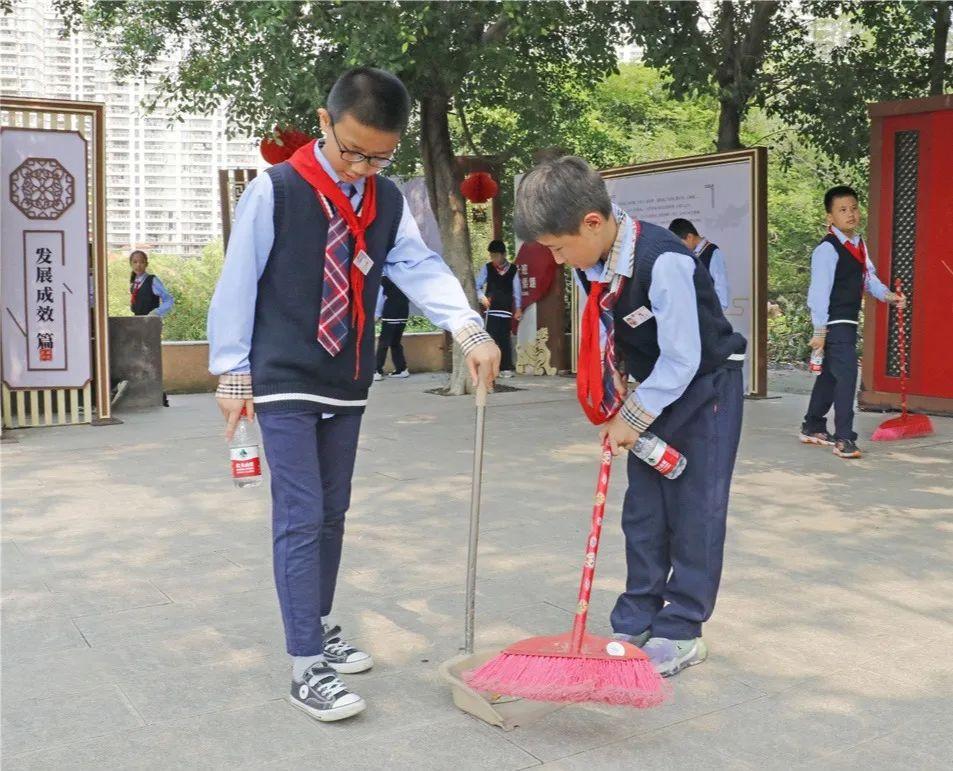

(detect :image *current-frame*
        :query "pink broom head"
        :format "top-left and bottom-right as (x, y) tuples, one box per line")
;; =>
(463, 632), (670, 708)
(871, 413), (934, 441)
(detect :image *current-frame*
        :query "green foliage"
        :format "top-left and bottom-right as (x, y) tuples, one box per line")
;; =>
(108, 241), (224, 341)
(766, 1), (951, 168)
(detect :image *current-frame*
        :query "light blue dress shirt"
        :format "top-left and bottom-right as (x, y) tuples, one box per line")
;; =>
(807, 226), (889, 330)
(694, 238), (730, 310)
(577, 209), (702, 418)
(476, 263), (522, 314)
(207, 144), (483, 375)
(133, 273), (174, 318)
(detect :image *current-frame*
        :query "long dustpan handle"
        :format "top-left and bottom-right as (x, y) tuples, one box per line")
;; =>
(463, 380), (488, 655)
(569, 439), (613, 654)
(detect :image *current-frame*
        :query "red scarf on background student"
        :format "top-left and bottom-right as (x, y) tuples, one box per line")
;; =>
(288, 140), (377, 378)
(830, 226), (868, 295)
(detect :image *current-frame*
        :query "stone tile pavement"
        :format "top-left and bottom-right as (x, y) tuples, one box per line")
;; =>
(2, 372), (951, 769)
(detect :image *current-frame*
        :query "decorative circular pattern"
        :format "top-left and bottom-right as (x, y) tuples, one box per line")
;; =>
(9, 157), (75, 220)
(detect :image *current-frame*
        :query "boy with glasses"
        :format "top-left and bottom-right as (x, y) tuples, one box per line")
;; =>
(208, 67), (499, 722)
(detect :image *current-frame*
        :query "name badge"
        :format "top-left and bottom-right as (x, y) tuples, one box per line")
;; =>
(354, 250), (374, 276)
(623, 306), (654, 328)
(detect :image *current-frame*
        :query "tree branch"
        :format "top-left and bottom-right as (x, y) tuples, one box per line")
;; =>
(455, 100), (482, 157)
(929, 1), (952, 95)
(482, 13), (511, 44)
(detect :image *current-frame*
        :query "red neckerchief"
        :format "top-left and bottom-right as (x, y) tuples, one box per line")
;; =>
(288, 140), (378, 378)
(576, 219), (639, 424)
(830, 226), (868, 294)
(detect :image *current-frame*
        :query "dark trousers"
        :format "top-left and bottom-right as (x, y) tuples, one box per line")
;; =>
(376, 321), (407, 374)
(803, 323), (858, 442)
(257, 410), (362, 657)
(610, 365), (744, 641)
(485, 313), (514, 371)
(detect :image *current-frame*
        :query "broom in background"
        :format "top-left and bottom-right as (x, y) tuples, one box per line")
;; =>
(872, 279), (934, 441)
(463, 440), (669, 707)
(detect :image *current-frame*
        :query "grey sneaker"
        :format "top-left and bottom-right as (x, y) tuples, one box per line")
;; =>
(799, 429), (834, 446)
(289, 664), (365, 722)
(643, 637), (709, 677)
(612, 630), (651, 647)
(323, 624), (373, 674)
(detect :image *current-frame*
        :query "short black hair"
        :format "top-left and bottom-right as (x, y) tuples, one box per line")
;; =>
(824, 185), (859, 213)
(326, 67), (411, 134)
(488, 240), (506, 255)
(668, 218), (698, 239)
(514, 156), (612, 242)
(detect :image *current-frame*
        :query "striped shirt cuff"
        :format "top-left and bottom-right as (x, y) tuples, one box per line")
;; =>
(812, 327), (828, 337)
(216, 372), (253, 400)
(619, 393), (656, 433)
(453, 322), (493, 357)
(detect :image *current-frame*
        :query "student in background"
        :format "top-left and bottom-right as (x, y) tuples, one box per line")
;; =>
(374, 275), (410, 380)
(476, 239), (522, 377)
(668, 219), (730, 311)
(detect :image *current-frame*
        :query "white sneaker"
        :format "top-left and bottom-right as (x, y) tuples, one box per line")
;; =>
(373, 372), (383, 382)
(387, 370), (410, 379)
(500, 370), (514, 379)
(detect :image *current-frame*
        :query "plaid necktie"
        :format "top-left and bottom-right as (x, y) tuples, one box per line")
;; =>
(317, 182), (356, 356)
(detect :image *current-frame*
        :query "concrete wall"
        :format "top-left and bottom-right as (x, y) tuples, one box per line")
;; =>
(108, 316), (164, 408)
(162, 331), (451, 394)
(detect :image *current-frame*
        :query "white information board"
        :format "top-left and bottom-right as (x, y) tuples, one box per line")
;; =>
(1, 128), (92, 390)
(601, 150), (767, 395)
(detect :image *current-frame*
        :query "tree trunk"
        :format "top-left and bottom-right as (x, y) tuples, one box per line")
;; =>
(716, 100), (743, 150)
(419, 91), (478, 395)
(929, 1), (951, 96)
(713, 0), (777, 151)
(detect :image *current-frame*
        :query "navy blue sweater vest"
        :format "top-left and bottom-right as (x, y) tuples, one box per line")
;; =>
(697, 241), (718, 272)
(823, 234), (865, 323)
(250, 163), (403, 413)
(130, 274), (160, 316)
(613, 222), (746, 383)
(485, 261), (517, 312)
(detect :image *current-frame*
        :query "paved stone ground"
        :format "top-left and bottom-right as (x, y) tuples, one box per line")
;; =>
(2, 371), (951, 770)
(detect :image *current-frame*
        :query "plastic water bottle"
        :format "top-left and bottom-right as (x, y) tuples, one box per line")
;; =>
(809, 348), (824, 375)
(230, 409), (262, 488)
(632, 432), (687, 479)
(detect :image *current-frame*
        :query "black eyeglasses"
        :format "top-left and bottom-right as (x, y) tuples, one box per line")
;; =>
(329, 120), (396, 169)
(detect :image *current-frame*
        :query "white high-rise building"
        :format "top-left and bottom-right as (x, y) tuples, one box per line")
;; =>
(1, 0), (262, 256)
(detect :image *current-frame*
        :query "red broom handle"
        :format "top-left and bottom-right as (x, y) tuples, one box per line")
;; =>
(895, 279), (908, 418)
(569, 439), (613, 654)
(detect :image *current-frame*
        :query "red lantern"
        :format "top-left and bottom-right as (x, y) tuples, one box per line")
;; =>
(260, 127), (312, 165)
(460, 171), (499, 203)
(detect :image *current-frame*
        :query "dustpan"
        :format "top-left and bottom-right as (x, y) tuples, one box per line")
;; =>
(439, 380), (562, 729)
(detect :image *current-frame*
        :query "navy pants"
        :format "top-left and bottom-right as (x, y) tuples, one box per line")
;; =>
(610, 365), (744, 641)
(803, 323), (858, 442)
(257, 410), (362, 657)
(485, 313), (514, 371)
